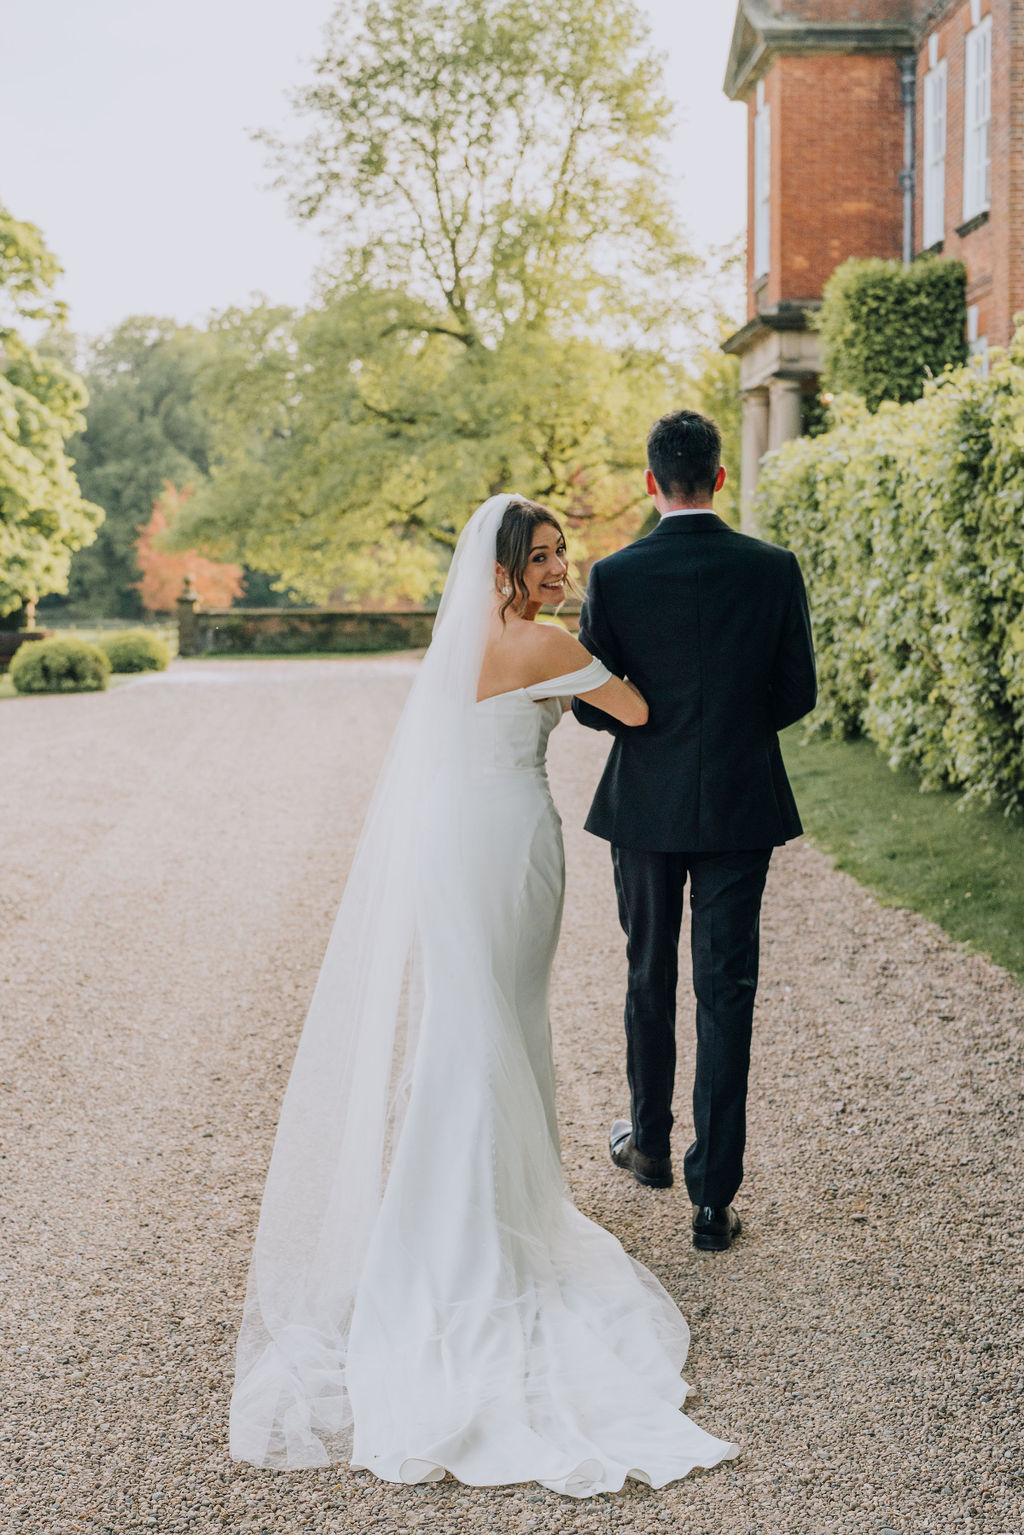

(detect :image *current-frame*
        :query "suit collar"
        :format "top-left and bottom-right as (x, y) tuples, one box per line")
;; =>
(648, 511), (729, 536)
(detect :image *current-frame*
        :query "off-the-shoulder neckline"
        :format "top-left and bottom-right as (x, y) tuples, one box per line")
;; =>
(476, 655), (607, 705)
(475, 685), (530, 704)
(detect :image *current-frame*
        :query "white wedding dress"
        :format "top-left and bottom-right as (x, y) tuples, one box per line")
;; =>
(230, 497), (739, 1496)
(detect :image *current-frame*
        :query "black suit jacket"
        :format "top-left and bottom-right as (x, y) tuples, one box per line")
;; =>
(572, 512), (816, 852)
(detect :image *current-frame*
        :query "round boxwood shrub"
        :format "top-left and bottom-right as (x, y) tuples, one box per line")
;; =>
(10, 636), (110, 694)
(100, 628), (170, 673)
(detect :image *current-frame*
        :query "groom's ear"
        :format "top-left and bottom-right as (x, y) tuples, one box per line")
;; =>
(715, 466), (727, 493)
(644, 468), (658, 497)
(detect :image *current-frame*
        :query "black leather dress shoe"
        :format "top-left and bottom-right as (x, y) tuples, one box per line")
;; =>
(608, 1119), (673, 1189)
(692, 1204), (742, 1252)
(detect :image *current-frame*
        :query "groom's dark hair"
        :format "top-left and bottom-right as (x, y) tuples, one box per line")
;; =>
(647, 409), (722, 502)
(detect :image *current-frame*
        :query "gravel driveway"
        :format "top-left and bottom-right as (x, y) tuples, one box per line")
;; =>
(2, 656), (1021, 1535)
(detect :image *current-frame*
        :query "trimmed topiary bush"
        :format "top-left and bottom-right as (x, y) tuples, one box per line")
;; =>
(10, 636), (110, 694)
(100, 628), (170, 673)
(755, 328), (1024, 816)
(818, 255), (968, 410)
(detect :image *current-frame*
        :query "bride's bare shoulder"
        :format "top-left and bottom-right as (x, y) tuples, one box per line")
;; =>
(526, 622), (592, 677)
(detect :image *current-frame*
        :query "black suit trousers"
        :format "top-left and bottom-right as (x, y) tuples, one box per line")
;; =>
(611, 845), (772, 1209)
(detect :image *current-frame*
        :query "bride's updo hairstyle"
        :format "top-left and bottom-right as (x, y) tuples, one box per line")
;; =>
(495, 497), (573, 621)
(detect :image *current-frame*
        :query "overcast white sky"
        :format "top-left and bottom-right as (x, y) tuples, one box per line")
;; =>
(3, 0), (746, 338)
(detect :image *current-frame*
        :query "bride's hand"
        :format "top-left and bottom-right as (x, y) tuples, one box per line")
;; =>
(576, 670), (648, 728)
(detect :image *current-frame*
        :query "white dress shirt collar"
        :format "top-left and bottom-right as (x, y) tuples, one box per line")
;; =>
(659, 506), (715, 520)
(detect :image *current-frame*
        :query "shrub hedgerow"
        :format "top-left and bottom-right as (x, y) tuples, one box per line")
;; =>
(100, 629), (170, 673)
(817, 255), (968, 409)
(10, 636), (111, 694)
(756, 330), (1024, 815)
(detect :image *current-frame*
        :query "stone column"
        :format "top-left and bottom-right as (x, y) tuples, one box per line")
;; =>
(768, 377), (804, 452)
(177, 573), (200, 657)
(740, 387), (770, 533)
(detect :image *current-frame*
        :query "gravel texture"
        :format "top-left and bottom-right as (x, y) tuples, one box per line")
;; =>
(2, 655), (1022, 1535)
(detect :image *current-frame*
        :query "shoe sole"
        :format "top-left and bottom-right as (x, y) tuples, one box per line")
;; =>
(692, 1220), (741, 1252)
(692, 1232), (733, 1251)
(634, 1168), (673, 1189)
(610, 1150), (673, 1189)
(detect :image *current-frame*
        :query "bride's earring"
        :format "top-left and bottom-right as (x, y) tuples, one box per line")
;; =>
(501, 584), (512, 596)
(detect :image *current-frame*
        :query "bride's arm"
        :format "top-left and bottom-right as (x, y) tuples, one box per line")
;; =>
(530, 626), (648, 728)
(577, 671), (648, 727)
(571, 560), (636, 735)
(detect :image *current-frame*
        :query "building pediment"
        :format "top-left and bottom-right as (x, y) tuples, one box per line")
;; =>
(724, 1), (916, 100)
(724, 2), (769, 100)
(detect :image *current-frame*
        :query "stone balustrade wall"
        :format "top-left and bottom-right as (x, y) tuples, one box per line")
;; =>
(177, 593), (582, 658)
(177, 606), (438, 657)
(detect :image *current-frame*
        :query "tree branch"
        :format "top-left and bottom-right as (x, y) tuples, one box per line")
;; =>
(378, 320), (474, 347)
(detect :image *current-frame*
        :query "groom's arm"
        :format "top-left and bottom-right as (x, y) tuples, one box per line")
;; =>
(769, 553), (817, 732)
(572, 562), (631, 737)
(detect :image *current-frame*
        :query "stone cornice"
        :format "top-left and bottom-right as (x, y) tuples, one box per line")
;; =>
(721, 302), (821, 356)
(915, 1), (966, 32)
(724, 1), (917, 100)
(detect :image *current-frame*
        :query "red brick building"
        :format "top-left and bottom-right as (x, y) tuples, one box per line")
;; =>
(722, 0), (1024, 522)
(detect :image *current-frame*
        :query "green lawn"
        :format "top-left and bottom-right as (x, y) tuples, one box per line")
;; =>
(0, 623), (177, 699)
(781, 727), (1024, 981)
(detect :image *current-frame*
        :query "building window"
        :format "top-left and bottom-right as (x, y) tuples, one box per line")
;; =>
(754, 80), (771, 279)
(963, 15), (992, 222)
(923, 58), (947, 247)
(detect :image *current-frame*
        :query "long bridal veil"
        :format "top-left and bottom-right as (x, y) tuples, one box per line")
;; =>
(230, 494), (516, 1468)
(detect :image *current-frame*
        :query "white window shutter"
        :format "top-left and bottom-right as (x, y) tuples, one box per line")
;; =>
(963, 18), (992, 220)
(923, 61), (947, 247)
(980, 21), (992, 207)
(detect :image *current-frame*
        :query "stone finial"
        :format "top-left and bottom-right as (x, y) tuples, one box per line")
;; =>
(177, 574), (200, 656)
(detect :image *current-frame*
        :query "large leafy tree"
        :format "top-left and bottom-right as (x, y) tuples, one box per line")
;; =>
(135, 484), (243, 613)
(176, 286), (673, 602)
(0, 205), (103, 621)
(172, 0), (698, 601)
(55, 318), (213, 618)
(281, 0), (692, 343)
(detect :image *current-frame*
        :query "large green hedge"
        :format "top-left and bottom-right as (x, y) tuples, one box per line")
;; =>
(818, 256), (968, 409)
(756, 332), (1024, 815)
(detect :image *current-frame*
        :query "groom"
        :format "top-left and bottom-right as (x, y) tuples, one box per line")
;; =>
(572, 409), (816, 1252)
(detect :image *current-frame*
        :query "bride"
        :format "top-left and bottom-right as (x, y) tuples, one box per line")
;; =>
(229, 493), (740, 1497)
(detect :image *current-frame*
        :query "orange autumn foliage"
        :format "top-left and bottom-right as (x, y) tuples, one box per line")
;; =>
(136, 483), (244, 614)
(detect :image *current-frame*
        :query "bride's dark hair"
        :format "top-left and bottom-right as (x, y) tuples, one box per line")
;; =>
(495, 498), (577, 622)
